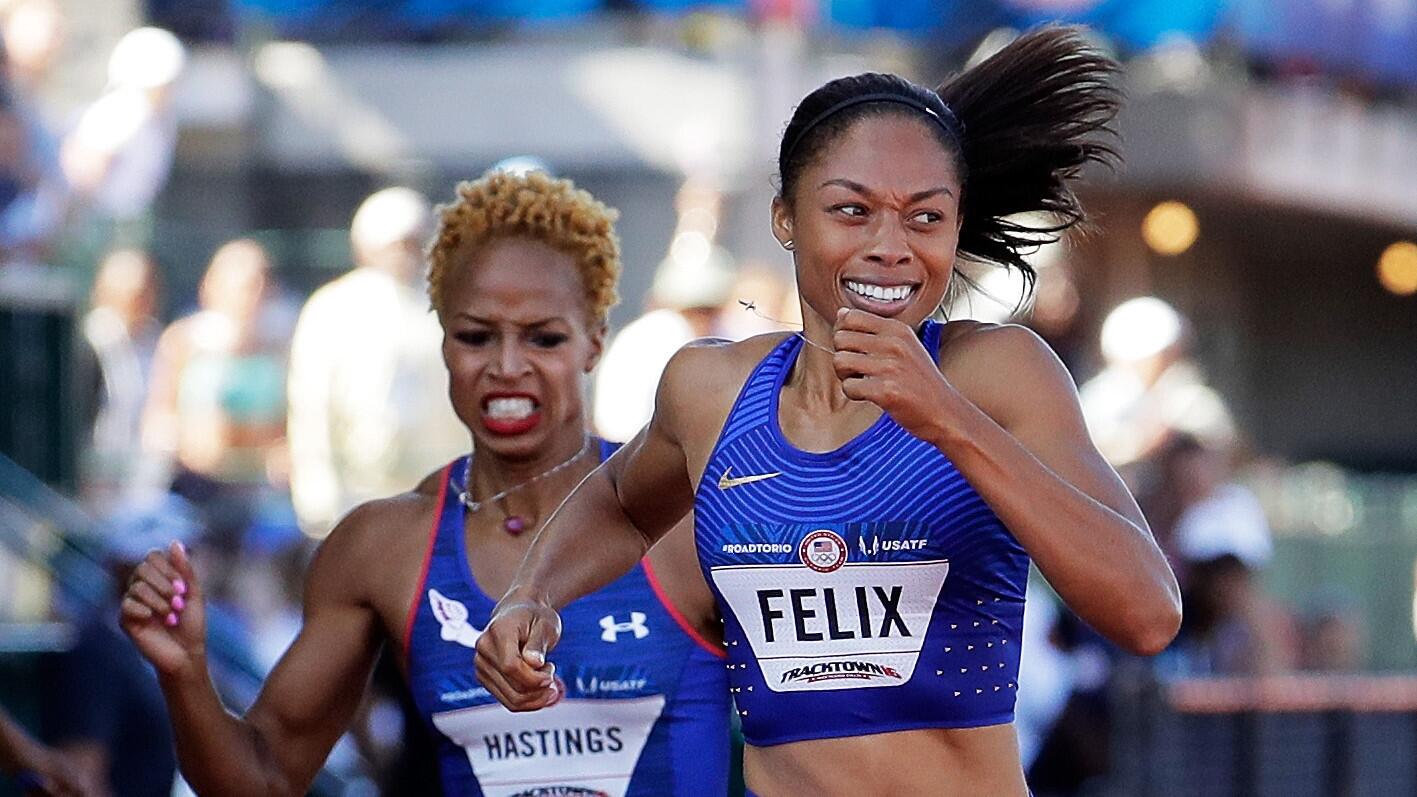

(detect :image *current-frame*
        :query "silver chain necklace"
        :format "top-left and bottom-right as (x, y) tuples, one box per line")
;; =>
(737, 299), (835, 355)
(456, 436), (592, 534)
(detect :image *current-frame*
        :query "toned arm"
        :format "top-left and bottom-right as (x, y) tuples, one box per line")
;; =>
(139, 505), (391, 796)
(937, 324), (1182, 654)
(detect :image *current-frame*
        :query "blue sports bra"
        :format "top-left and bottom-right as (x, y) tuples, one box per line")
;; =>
(694, 323), (1030, 746)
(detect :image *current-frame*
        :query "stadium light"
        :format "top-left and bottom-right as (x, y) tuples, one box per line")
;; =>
(1142, 200), (1199, 256)
(1377, 241), (1417, 296)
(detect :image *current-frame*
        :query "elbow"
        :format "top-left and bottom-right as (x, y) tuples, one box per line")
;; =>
(1117, 595), (1183, 657)
(1105, 587), (1184, 655)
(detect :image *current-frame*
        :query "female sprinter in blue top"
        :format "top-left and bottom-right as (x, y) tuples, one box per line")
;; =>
(474, 26), (1182, 797)
(120, 171), (729, 796)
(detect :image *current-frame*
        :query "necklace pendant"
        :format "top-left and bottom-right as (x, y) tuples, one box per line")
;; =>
(504, 516), (527, 535)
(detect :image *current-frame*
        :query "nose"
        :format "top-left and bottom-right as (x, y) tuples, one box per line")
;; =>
(864, 216), (913, 268)
(491, 338), (531, 379)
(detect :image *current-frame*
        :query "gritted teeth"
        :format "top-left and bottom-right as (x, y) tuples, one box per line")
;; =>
(483, 396), (537, 419)
(844, 280), (916, 302)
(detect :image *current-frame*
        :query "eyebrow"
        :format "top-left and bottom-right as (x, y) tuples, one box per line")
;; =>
(820, 178), (954, 202)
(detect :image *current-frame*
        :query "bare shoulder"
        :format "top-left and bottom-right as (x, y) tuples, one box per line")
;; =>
(414, 465), (448, 497)
(653, 333), (790, 473)
(658, 334), (786, 417)
(661, 333), (788, 401)
(938, 320), (1055, 362)
(306, 490), (441, 611)
(937, 321), (1077, 430)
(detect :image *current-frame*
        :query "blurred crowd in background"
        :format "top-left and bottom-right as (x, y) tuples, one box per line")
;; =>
(1, 0), (1415, 795)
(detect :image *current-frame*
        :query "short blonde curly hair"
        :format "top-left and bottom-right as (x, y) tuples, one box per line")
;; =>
(427, 170), (621, 326)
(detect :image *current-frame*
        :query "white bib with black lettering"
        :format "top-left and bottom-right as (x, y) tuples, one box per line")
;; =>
(431, 695), (665, 797)
(712, 560), (950, 693)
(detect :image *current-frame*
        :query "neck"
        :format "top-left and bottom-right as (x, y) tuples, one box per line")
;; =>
(786, 310), (854, 412)
(467, 427), (594, 520)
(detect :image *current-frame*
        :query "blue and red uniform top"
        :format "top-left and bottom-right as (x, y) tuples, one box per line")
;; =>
(405, 441), (730, 796)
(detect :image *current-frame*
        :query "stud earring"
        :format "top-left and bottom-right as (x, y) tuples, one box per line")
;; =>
(782, 239), (795, 251)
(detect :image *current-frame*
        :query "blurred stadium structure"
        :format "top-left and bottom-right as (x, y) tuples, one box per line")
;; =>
(2, 1), (1416, 795)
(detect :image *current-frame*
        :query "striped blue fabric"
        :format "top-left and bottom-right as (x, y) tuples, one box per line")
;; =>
(695, 322), (1030, 746)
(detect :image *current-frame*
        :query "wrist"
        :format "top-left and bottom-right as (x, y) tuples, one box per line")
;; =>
(499, 582), (556, 611)
(923, 384), (976, 452)
(158, 649), (211, 688)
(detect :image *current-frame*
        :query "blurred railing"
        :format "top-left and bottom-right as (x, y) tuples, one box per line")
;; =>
(1112, 670), (1417, 797)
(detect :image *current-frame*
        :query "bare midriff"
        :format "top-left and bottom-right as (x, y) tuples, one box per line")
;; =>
(744, 723), (1028, 797)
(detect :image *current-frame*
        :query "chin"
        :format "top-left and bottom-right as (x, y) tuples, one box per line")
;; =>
(471, 429), (548, 462)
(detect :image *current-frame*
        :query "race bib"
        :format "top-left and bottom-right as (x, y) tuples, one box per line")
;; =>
(431, 696), (665, 797)
(712, 559), (950, 693)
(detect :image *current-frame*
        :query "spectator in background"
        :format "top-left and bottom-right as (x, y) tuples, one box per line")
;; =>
(142, 239), (292, 574)
(0, 706), (93, 797)
(286, 186), (464, 537)
(80, 248), (162, 504)
(0, 35), (64, 264)
(1078, 296), (1234, 487)
(1149, 435), (1295, 675)
(1175, 553), (1297, 675)
(1, 0), (64, 96)
(1162, 435), (1273, 570)
(592, 244), (735, 441)
(60, 27), (184, 226)
(1141, 434), (1267, 564)
(1298, 592), (1366, 672)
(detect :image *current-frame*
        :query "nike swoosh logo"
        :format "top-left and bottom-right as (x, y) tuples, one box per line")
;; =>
(718, 467), (782, 490)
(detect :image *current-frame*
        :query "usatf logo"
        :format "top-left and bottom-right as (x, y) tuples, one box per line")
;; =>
(799, 530), (848, 573)
(780, 660), (904, 686)
(858, 535), (929, 556)
(509, 788), (609, 797)
(599, 612), (649, 642)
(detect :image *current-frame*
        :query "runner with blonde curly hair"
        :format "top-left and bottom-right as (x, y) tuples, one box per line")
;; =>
(121, 169), (731, 796)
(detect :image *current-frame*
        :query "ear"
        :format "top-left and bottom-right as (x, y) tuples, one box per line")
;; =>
(584, 321), (607, 373)
(770, 196), (794, 250)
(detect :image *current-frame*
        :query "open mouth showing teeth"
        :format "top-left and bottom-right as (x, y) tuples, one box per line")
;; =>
(483, 396), (538, 420)
(844, 280), (916, 302)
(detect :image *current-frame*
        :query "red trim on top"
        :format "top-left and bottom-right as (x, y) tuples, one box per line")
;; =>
(641, 557), (726, 659)
(403, 463), (452, 671)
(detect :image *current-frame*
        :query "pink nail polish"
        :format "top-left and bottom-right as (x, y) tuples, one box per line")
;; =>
(171, 595), (185, 611)
(173, 579), (187, 596)
(164, 612), (178, 627)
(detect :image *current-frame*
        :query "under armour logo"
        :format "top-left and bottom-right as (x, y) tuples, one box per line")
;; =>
(599, 612), (649, 642)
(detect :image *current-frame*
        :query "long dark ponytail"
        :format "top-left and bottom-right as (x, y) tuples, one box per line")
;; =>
(939, 25), (1121, 288)
(776, 25), (1120, 295)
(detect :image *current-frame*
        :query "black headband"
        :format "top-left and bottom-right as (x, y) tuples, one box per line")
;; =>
(783, 92), (965, 164)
